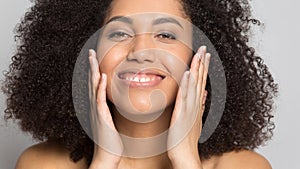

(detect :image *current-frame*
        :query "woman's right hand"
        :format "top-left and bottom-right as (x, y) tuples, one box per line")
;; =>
(167, 46), (210, 169)
(88, 49), (123, 169)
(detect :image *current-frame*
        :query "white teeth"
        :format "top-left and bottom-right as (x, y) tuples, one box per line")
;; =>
(140, 77), (145, 82)
(140, 77), (151, 82)
(124, 76), (153, 82)
(133, 77), (139, 82)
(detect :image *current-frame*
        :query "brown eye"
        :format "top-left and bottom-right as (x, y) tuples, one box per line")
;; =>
(108, 31), (132, 41)
(155, 32), (176, 40)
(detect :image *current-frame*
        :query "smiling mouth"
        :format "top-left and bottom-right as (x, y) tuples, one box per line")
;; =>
(118, 72), (166, 88)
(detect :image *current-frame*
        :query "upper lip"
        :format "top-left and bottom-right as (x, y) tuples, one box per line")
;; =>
(117, 69), (167, 79)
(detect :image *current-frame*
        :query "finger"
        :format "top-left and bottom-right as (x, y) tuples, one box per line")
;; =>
(189, 46), (203, 83)
(96, 73), (116, 130)
(201, 104), (206, 115)
(202, 90), (208, 105)
(198, 53), (210, 119)
(88, 49), (100, 122)
(187, 67), (197, 109)
(88, 70), (93, 99)
(89, 49), (98, 73)
(196, 48), (206, 102)
(200, 53), (211, 97)
(97, 73), (108, 115)
(171, 71), (190, 125)
(180, 71), (190, 101)
(88, 49), (101, 91)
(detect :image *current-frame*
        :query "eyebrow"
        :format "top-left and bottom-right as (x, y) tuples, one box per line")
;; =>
(105, 16), (133, 25)
(152, 17), (183, 29)
(105, 16), (183, 29)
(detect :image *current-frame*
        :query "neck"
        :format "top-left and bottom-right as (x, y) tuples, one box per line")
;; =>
(118, 153), (172, 169)
(111, 104), (174, 169)
(112, 105), (173, 137)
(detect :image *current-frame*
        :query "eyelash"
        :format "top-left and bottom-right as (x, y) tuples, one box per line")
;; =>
(155, 32), (177, 40)
(107, 31), (177, 41)
(108, 31), (133, 41)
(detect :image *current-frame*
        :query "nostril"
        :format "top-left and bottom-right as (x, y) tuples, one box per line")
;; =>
(127, 50), (156, 63)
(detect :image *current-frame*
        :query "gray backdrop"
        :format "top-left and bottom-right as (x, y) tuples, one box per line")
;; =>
(1, 0), (299, 168)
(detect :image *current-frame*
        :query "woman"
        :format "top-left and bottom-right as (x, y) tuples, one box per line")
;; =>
(2, 0), (278, 168)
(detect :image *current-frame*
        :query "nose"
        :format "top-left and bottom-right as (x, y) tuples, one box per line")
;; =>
(127, 34), (156, 63)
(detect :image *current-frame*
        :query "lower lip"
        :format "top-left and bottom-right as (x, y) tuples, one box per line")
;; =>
(119, 76), (164, 88)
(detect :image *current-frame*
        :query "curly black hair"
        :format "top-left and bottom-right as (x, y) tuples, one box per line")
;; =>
(2, 0), (278, 165)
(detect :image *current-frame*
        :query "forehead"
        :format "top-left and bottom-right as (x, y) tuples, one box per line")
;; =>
(107, 0), (187, 20)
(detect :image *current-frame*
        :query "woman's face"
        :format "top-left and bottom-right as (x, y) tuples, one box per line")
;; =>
(97, 0), (193, 122)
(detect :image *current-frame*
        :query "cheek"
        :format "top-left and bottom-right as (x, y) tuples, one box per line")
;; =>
(161, 44), (192, 63)
(96, 36), (130, 71)
(161, 46), (193, 82)
(98, 43), (129, 72)
(177, 45), (193, 64)
(98, 48), (126, 97)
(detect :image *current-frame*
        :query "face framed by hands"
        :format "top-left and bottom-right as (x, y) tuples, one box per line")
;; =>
(72, 11), (227, 158)
(97, 13), (193, 123)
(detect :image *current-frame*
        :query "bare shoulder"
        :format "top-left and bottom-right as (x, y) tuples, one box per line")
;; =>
(15, 141), (88, 169)
(215, 149), (272, 169)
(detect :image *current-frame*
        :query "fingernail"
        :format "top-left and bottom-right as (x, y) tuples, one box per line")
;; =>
(203, 46), (207, 53)
(185, 71), (190, 76)
(197, 46), (206, 60)
(198, 46), (206, 54)
(206, 53), (211, 59)
(197, 47), (203, 60)
(89, 49), (93, 57)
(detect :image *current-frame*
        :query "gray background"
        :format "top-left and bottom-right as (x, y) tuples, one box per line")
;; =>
(0, 0), (299, 168)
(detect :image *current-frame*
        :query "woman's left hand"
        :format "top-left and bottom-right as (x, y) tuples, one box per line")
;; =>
(167, 46), (210, 169)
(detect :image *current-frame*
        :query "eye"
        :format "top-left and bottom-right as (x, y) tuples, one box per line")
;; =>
(108, 31), (133, 41)
(155, 32), (176, 40)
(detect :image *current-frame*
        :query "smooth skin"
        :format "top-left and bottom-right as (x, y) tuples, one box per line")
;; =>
(15, 48), (271, 169)
(88, 46), (209, 169)
(15, 0), (273, 168)
(15, 139), (272, 169)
